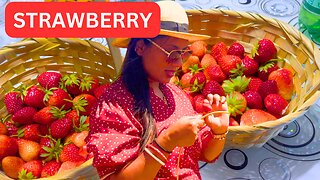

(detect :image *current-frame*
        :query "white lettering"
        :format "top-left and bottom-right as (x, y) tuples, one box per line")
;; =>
(101, 13), (111, 28)
(66, 13), (84, 28)
(26, 12), (37, 28)
(39, 13), (51, 28)
(127, 13), (138, 28)
(113, 13), (125, 28)
(87, 13), (98, 28)
(52, 13), (66, 28)
(140, 13), (152, 28)
(14, 13), (25, 28)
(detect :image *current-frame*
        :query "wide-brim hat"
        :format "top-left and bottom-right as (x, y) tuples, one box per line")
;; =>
(112, 1), (211, 48)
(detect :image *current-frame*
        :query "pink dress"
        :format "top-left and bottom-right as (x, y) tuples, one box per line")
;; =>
(86, 78), (218, 180)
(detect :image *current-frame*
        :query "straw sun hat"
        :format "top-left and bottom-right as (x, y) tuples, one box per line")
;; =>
(112, 1), (211, 48)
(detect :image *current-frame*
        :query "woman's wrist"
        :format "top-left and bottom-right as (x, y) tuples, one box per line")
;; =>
(156, 132), (175, 153)
(211, 129), (228, 140)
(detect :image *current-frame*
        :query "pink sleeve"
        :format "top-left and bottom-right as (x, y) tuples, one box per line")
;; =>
(197, 126), (221, 163)
(86, 100), (143, 179)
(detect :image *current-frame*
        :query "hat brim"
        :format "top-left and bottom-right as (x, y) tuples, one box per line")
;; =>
(112, 29), (211, 48)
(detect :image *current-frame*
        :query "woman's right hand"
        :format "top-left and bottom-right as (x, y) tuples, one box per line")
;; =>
(156, 115), (204, 151)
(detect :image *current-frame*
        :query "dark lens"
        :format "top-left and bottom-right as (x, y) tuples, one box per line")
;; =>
(167, 51), (181, 64)
(181, 50), (192, 60)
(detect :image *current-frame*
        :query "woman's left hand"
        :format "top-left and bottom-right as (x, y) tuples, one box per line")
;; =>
(203, 94), (229, 135)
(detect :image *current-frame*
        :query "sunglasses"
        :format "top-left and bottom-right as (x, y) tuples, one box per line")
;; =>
(146, 39), (192, 64)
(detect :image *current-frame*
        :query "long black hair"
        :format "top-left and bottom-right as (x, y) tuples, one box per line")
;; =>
(120, 38), (157, 151)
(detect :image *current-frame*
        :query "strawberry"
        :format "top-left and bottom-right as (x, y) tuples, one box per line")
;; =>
(258, 61), (279, 81)
(0, 122), (7, 135)
(258, 80), (279, 99)
(202, 80), (225, 97)
(1, 156), (25, 179)
(268, 68), (294, 100)
(12, 106), (37, 125)
(203, 64), (226, 83)
(264, 94), (289, 117)
(73, 94), (97, 116)
(39, 137), (62, 162)
(253, 39), (277, 64)
(4, 120), (19, 136)
(38, 71), (62, 89)
(242, 55), (258, 75)
(219, 55), (242, 76)
(189, 40), (207, 58)
(50, 117), (73, 139)
(193, 94), (211, 114)
(79, 76), (100, 95)
(243, 90), (263, 109)
(226, 91), (247, 117)
(222, 76), (250, 94)
(240, 109), (277, 126)
(200, 54), (217, 68)
(41, 160), (61, 178)
(227, 42), (245, 59)
(247, 77), (263, 92)
(39, 124), (50, 136)
(17, 124), (41, 142)
(33, 106), (67, 125)
(66, 109), (80, 128)
(169, 76), (180, 85)
(19, 160), (43, 179)
(59, 143), (86, 163)
(17, 139), (41, 162)
(229, 117), (240, 126)
(24, 85), (46, 109)
(190, 72), (206, 93)
(182, 55), (200, 73)
(93, 83), (110, 99)
(0, 135), (18, 160)
(62, 73), (81, 96)
(44, 88), (73, 110)
(180, 72), (193, 88)
(4, 92), (24, 114)
(73, 131), (89, 148)
(211, 42), (228, 63)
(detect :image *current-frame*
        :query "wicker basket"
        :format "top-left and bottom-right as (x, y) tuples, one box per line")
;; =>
(186, 9), (320, 148)
(0, 38), (120, 179)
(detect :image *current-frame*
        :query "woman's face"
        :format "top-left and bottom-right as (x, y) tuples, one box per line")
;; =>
(139, 36), (189, 83)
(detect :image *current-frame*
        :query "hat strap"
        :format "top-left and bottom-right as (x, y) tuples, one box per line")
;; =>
(160, 21), (188, 33)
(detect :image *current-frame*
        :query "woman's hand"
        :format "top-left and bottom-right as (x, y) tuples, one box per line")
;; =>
(157, 115), (204, 151)
(203, 94), (229, 135)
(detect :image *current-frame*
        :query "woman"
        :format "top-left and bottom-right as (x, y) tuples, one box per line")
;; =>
(85, 1), (229, 179)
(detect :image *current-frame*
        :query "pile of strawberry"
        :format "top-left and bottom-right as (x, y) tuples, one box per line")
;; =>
(0, 71), (109, 179)
(171, 39), (294, 126)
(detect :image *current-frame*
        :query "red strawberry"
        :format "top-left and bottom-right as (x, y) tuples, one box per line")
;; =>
(33, 106), (66, 125)
(62, 74), (81, 96)
(222, 76), (250, 94)
(193, 94), (211, 114)
(39, 124), (50, 136)
(50, 117), (73, 139)
(180, 72), (193, 88)
(0, 135), (18, 160)
(4, 92), (24, 114)
(258, 80), (279, 99)
(41, 160), (61, 178)
(18, 124), (41, 142)
(227, 42), (245, 59)
(73, 131), (89, 148)
(19, 160), (42, 178)
(227, 91), (247, 117)
(248, 77), (263, 92)
(190, 72), (206, 93)
(4, 121), (19, 136)
(59, 143), (86, 163)
(73, 94), (97, 116)
(79, 76), (100, 95)
(243, 91), (263, 109)
(0, 122), (7, 135)
(24, 85), (46, 109)
(66, 109), (80, 128)
(200, 54), (217, 68)
(17, 139), (41, 162)
(203, 64), (226, 83)
(264, 94), (289, 117)
(242, 55), (258, 75)
(39, 137), (61, 162)
(93, 83), (110, 99)
(38, 71), (62, 89)
(229, 117), (240, 126)
(1, 156), (25, 179)
(202, 80), (225, 97)
(268, 68), (294, 100)
(240, 109), (277, 126)
(182, 56), (200, 73)
(44, 88), (73, 110)
(189, 40), (207, 58)
(211, 42), (228, 63)
(253, 39), (277, 64)
(219, 55), (242, 76)
(258, 62), (279, 81)
(12, 107), (37, 125)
